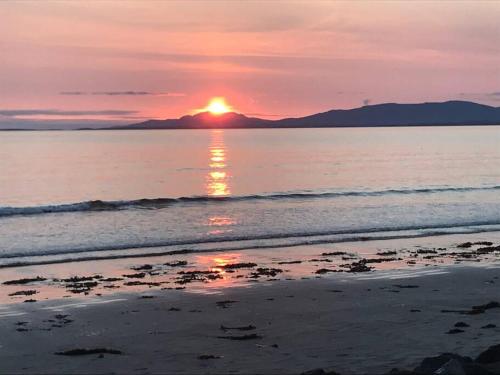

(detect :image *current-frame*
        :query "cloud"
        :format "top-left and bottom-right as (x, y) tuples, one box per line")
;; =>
(59, 91), (86, 95)
(486, 93), (500, 102)
(458, 92), (500, 102)
(93, 91), (185, 96)
(0, 109), (138, 117)
(60, 91), (186, 97)
(0, 117), (129, 130)
(52, 45), (360, 76)
(5, 1), (317, 34)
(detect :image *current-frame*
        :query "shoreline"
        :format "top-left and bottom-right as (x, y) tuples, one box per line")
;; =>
(2, 231), (500, 305)
(2, 233), (500, 372)
(4, 223), (500, 269)
(3, 265), (500, 374)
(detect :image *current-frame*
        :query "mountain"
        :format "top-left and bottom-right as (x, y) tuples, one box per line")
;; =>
(111, 101), (500, 130)
(274, 101), (500, 127)
(118, 111), (271, 129)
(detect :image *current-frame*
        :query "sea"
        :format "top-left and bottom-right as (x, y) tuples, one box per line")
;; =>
(1, 126), (500, 268)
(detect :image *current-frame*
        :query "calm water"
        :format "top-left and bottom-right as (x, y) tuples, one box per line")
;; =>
(1, 127), (500, 266)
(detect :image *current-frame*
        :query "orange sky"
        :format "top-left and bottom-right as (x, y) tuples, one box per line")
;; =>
(1, 1), (499, 128)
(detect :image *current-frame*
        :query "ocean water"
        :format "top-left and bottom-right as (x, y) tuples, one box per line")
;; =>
(1, 127), (500, 267)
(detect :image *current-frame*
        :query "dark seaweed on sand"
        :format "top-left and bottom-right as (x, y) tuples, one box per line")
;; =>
(217, 333), (262, 340)
(220, 262), (257, 269)
(122, 272), (146, 279)
(8, 290), (38, 296)
(3, 276), (46, 285)
(55, 348), (122, 356)
(220, 324), (256, 331)
(164, 260), (188, 267)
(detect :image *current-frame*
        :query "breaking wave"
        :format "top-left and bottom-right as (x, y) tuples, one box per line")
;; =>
(1, 184), (500, 218)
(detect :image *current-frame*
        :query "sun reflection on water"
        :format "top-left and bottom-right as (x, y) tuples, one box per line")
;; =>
(206, 130), (230, 197)
(196, 252), (243, 276)
(205, 130), (236, 235)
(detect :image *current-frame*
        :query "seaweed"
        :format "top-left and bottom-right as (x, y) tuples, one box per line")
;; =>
(55, 348), (122, 356)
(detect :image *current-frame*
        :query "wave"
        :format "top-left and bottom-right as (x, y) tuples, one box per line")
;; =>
(2, 223), (500, 268)
(3, 220), (500, 261)
(2, 184), (500, 218)
(0, 199), (177, 218)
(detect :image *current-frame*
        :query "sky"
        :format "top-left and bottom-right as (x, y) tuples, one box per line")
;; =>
(1, 0), (499, 128)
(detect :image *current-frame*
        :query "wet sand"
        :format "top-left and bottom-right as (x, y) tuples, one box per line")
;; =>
(2, 265), (500, 374)
(2, 231), (500, 304)
(3, 234), (500, 374)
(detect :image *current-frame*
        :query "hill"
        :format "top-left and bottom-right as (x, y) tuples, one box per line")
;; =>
(110, 101), (500, 130)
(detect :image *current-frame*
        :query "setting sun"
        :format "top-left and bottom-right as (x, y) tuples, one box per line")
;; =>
(203, 97), (232, 115)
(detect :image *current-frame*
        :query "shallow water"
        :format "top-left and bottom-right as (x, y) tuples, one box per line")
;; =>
(1, 127), (500, 266)
(1, 231), (499, 305)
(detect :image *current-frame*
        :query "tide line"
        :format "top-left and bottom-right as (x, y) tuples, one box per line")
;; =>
(41, 298), (127, 312)
(348, 268), (449, 281)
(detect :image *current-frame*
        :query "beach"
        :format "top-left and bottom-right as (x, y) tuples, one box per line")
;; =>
(2, 129), (500, 374)
(3, 234), (500, 374)
(3, 2), (500, 373)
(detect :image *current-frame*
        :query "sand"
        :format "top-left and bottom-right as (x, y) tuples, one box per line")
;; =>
(2, 264), (500, 374)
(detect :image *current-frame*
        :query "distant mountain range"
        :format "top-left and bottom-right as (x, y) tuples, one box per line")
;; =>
(109, 101), (500, 130)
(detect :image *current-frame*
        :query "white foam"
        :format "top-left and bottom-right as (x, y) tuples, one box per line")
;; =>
(41, 298), (127, 312)
(0, 311), (26, 318)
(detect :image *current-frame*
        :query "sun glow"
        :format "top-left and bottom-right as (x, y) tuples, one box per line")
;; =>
(204, 97), (232, 115)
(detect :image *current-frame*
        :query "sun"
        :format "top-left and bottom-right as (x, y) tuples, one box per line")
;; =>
(204, 97), (232, 115)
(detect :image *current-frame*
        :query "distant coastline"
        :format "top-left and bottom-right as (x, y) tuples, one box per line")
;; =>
(100, 122), (500, 131)
(2, 101), (500, 131)
(106, 100), (500, 130)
